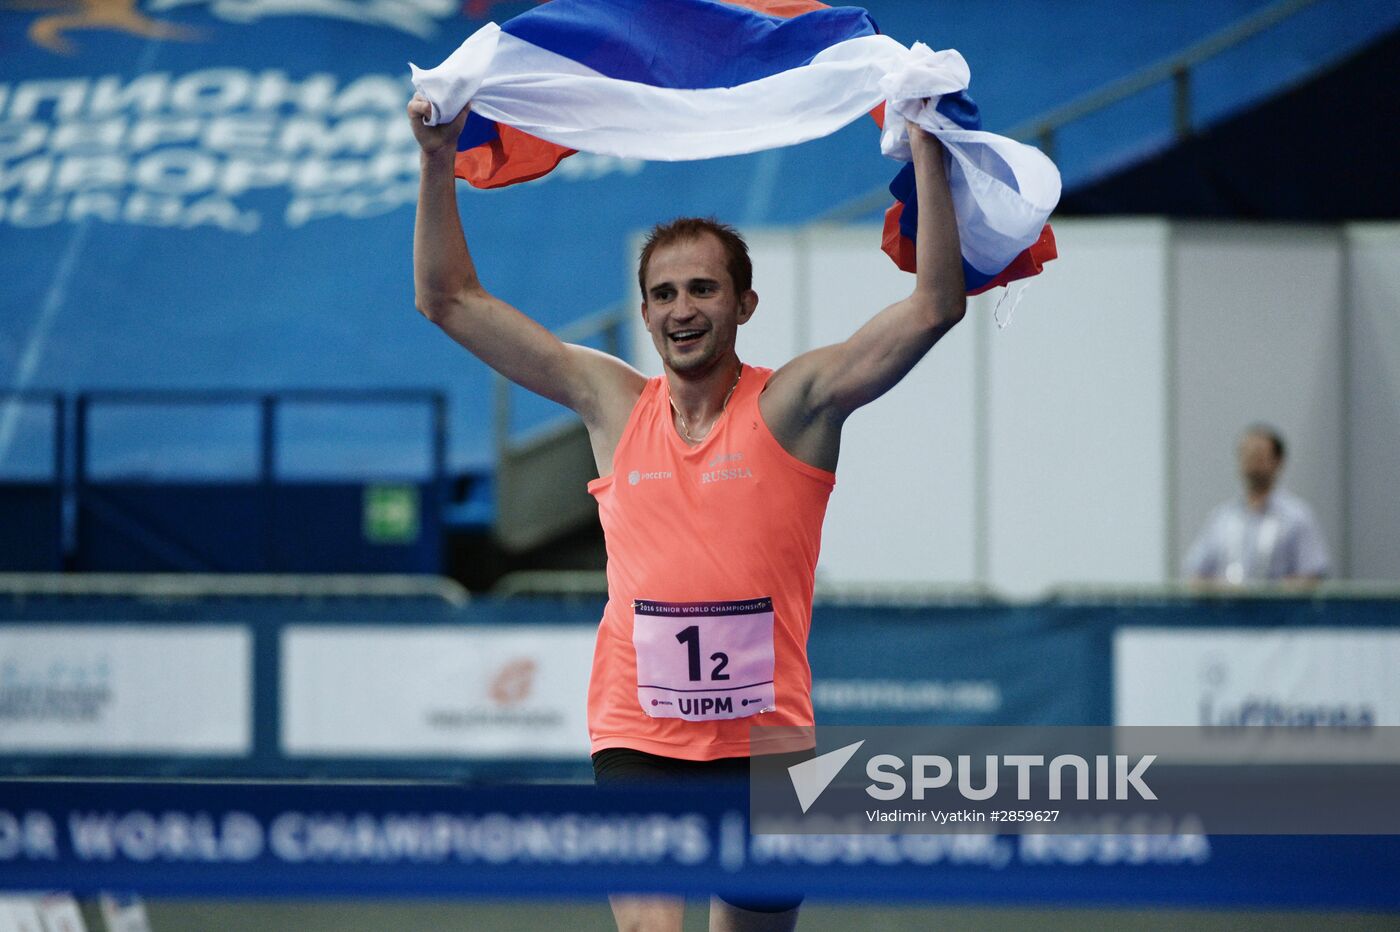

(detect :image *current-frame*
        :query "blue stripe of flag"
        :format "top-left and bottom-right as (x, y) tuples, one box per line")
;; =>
(502, 0), (879, 89)
(460, 0), (879, 155)
(891, 90), (995, 286)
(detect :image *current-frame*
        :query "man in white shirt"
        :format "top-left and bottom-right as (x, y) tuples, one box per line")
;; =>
(1184, 425), (1331, 585)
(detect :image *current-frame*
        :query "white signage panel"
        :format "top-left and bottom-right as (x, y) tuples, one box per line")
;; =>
(0, 625), (251, 754)
(282, 625), (595, 758)
(1114, 627), (1400, 728)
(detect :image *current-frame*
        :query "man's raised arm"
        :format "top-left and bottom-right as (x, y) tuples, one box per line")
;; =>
(770, 123), (966, 429)
(806, 123), (968, 414)
(407, 95), (636, 421)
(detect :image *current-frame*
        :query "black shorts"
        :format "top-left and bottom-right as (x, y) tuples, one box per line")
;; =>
(591, 746), (811, 913)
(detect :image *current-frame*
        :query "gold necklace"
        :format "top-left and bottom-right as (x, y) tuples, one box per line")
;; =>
(670, 365), (742, 444)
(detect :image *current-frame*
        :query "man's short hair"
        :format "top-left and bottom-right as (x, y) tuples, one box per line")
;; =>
(1244, 423), (1286, 460)
(637, 217), (753, 298)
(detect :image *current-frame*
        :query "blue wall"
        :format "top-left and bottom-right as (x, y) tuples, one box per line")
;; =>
(3, 0), (1396, 473)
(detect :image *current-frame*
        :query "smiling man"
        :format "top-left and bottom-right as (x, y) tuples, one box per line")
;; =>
(409, 93), (964, 932)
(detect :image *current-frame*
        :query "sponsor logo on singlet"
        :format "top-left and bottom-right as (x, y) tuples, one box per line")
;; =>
(701, 450), (753, 484)
(627, 469), (673, 486)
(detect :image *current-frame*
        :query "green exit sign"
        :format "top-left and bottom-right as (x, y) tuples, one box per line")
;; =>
(363, 484), (420, 544)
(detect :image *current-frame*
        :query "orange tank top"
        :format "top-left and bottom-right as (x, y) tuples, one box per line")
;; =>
(586, 364), (835, 760)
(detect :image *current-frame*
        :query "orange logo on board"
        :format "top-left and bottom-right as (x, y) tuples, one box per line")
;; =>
(8, 0), (199, 55)
(488, 657), (536, 707)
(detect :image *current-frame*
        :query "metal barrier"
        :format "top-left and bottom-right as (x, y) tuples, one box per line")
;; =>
(0, 388), (450, 574)
(0, 572), (469, 606)
(492, 570), (1006, 606)
(71, 388), (448, 574)
(491, 573), (1400, 605)
(1046, 581), (1400, 602)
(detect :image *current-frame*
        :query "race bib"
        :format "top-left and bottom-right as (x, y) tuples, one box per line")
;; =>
(633, 598), (776, 721)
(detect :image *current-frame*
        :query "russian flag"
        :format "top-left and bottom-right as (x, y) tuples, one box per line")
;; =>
(412, 0), (1059, 294)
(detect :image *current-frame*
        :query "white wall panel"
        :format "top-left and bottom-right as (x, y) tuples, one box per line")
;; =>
(1345, 223), (1400, 581)
(1171, 224), (1345, 577)
(986, 219), (1170, 595)
(738, 232), (804, 371)
(803, 227), (978, 585)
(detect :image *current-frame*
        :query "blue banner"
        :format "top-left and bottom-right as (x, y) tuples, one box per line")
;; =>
(807, 604), (1107, 727)
(0, 779), (1397, 908)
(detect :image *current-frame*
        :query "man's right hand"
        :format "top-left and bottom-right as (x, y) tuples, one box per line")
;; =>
(407, 94), (470, 159)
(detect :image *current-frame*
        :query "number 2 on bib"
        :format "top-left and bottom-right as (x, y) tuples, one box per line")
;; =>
(632, 598), (776, 721)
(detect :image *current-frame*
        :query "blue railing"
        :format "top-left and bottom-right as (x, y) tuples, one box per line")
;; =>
(0, 389), (448, 574)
